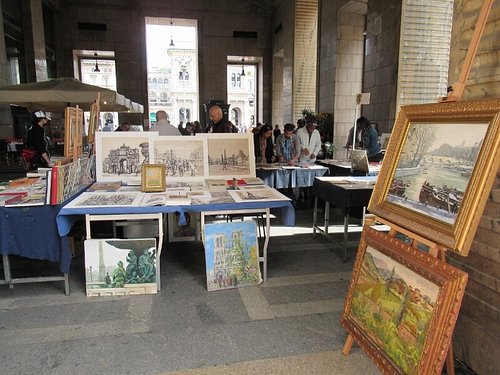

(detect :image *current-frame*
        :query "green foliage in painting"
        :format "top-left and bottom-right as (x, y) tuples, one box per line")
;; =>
(112, 260), (126, 288)
(125, 249), (156, 284)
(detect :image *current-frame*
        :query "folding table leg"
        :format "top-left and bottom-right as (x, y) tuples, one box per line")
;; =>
(342, 213), (350, 263)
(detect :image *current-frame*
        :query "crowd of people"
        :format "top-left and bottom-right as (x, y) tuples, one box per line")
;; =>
(26, 103), (382, 171)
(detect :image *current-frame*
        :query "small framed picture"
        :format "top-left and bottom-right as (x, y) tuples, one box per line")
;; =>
(141, 164), (166, 192)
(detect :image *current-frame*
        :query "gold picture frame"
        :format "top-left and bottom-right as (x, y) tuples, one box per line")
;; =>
(341, 227), (468, 375)
(368, 98), (500, 256)
(141, 164), (166, 192)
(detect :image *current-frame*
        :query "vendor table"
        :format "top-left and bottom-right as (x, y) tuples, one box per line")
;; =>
(57, 198), (295, 286)
(256, 165), (328, 189)
(311, 176), (377, 262)
(316, 159), (381, 176)
(0, 203), (71, 295)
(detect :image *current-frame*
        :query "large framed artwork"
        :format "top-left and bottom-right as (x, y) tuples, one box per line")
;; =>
(341, 227), (467, 375)
(95, 132), (157, 183)
(84, 238), (157, 297)
(368, 98), (500, 256)
(151, 136), (206, 183)
(201, 133), (256, 179)
(204, 220), (262, 291)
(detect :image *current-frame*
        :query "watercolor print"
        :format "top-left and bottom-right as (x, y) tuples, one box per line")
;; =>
(204, 221), (261, 291)
(84, 238), (157, 296)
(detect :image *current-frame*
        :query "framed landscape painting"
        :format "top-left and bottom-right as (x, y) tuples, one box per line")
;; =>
(341, 227), (467, 375)
(368, 98), (500, 256)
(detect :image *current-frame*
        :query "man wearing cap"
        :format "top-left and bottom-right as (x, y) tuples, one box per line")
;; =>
(296, 118), (321, 164)
(26, 110), (52, 169)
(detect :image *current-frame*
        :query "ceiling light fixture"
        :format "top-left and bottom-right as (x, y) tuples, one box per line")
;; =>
(240, 58), (245, 76)
(93, 52), (100, 72)
(169, 19), (175, 47)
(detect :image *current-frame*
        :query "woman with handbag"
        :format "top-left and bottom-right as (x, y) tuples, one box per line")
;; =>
(24, 110), (53, 171)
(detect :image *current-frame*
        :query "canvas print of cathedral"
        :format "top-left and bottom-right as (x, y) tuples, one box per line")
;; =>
(204, 221), (262, 291)
(84, 238), (157, 297)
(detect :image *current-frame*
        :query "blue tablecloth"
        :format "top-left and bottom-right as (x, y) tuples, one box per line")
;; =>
(56, 200), (295, 237)
(0, 204), (72, 274)
(256, 166), (328, 189)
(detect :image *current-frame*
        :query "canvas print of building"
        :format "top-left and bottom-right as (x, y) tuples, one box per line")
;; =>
(96, 132), (156, 182)
(84, 238), (157, 297)
(204, 221), (261, 291)
(205, 134), (255, 178)
(152, 137), (205, 182)
(387, 122), (488, 224)
(351, 245), (439, 374)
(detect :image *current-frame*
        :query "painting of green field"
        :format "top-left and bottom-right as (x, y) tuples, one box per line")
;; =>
(351, 246), (439, 373)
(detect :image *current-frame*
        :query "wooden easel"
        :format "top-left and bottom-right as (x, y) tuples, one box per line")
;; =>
(73, 105), (83, 161)
(87, 93), (100, 155)
(343, 216), (454, 374)
(439, 0), (494, 103)
(344, 1), (494, 372)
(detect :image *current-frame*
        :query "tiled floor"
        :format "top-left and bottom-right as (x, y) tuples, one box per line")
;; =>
(0, 197), (476, 374)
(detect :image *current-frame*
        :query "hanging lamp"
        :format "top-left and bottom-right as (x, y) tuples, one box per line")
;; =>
(93, 52), (100, 72)
(169, 19), (175, 47)
(240, 58), (245, 76)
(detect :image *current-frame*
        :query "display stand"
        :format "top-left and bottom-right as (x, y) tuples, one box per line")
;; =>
(439, 0), (493, 103)
(342, 216), (454, 375)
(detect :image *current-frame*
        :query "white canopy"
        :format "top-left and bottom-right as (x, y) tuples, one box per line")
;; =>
(0, 77), (144, 113)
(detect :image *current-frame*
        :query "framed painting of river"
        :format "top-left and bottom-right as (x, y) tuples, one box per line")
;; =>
(368, 99), (500, 256)
(341, 227), (467, 375)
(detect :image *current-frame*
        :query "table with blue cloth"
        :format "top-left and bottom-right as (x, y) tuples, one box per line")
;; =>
(256, 165), (328, 189)
(57, 197), (295, 284)
(0, 203), (71, 294)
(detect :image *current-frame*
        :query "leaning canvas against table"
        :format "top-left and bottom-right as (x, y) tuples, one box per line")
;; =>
(204, 221), (261, 291)
(84, 238), (157, 297)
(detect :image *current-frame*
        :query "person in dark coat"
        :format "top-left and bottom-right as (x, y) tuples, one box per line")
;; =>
(208, 105), (236, 133)
(254, 124), (276, 163)
(26, 110), (52, 170)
